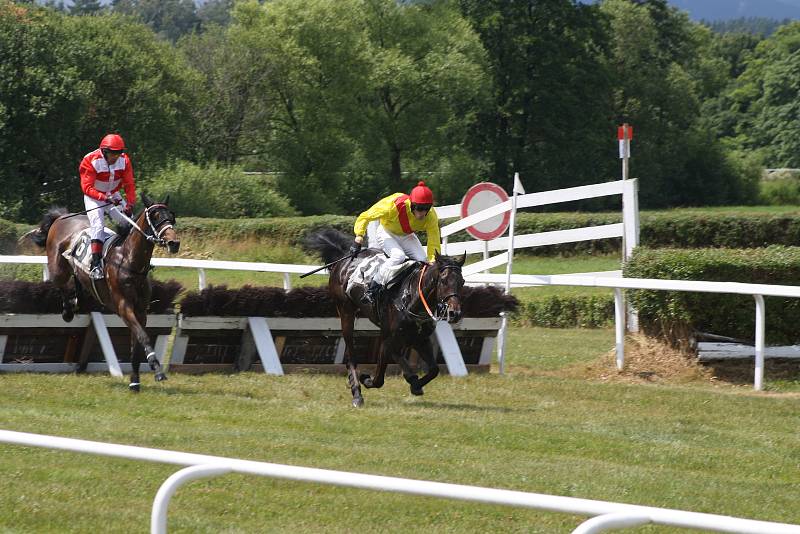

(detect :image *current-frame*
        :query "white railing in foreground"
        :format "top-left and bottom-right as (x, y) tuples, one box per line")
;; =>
(467, 273), (800, 391)
(1, 430), (797, 534)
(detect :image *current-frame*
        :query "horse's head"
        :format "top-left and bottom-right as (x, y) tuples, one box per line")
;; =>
(141, 194), (180, 253)
(433, 250), (466, 323)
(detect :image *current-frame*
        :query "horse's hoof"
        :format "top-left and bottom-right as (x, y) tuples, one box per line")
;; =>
(62, 309), (74, 322)
(154, 372), (168, 382)
(359, 373), (374, 388)
(129, 382), (141, 392)
(410, 386), (424, 396)
(352, 397), (364, 408)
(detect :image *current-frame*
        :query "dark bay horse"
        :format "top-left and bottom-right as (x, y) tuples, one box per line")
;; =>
(307, 228), (465, 407)
(30, 194), (180, 391)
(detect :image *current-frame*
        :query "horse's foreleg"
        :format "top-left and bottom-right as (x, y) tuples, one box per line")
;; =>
(394, 345), (423, 395)
(360, 336), (392, 389)
(59, 277), (78, 323)
(408, 338), (439, 395)
(338, 305), (363, 407)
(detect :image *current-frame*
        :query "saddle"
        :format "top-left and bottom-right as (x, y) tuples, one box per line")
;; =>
(62, 228), (121, 276)
(345, 254), (417, 300)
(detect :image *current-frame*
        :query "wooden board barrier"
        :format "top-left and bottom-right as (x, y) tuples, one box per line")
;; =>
(0, 314), (175, 374)
(168, 316), (500, 374)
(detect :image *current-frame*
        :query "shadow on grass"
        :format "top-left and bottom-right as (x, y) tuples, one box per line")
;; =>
(408, 400), (517, 414)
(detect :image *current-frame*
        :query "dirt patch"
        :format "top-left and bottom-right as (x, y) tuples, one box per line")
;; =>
(561, 333), (716, 385)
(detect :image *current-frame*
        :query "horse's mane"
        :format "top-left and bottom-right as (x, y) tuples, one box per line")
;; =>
(29, 207), (69, 247)
(304, 228), (351, 264)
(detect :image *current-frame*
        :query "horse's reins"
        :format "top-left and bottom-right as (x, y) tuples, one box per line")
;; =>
(412, 262), (461, 321)
(113, 203), (174, 246)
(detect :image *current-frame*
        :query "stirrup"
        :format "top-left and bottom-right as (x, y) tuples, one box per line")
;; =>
(89, 264), (104, 280)
(362, 282), (382, 304)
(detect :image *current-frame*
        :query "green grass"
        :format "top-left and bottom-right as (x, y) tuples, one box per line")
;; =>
(1, 327), (799, 533)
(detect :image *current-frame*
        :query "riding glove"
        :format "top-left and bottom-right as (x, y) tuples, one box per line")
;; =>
(349, 241), (361, 255)
(123, 203), (134, 217)
(105, 193), (122, 205)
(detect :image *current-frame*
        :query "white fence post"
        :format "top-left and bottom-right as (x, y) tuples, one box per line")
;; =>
(613, 289), (625, 371)
(622, 179), (640, 333)
(90, 312), (123, 377)
(753, 295), (766, 391)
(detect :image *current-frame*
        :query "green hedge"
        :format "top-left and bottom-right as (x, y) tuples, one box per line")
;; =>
(624, 246), (800, 346)
(177, 215), (354, 246)
(170, 209), (800, 255)
(513, 294), (615, 328)
(0, 218), (16, 254)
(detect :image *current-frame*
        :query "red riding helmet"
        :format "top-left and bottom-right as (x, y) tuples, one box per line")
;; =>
(99, 134), (126, 151)
(410, 181), (434, 205)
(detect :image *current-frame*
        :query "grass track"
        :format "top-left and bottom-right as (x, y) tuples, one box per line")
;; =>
(1, 327), (799, 533)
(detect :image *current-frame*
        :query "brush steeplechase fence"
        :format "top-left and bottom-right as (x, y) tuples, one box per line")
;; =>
(0, 281), (515, 377)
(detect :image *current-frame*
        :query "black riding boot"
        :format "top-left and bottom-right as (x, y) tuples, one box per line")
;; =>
(363, 280), (383, 304)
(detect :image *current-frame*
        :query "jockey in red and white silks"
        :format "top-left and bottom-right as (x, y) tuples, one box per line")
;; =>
(78, 133), (136, 278)
(352, 181), (440, 303)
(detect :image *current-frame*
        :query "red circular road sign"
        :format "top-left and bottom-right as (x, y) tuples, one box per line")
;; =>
(460, 182), (510, 241)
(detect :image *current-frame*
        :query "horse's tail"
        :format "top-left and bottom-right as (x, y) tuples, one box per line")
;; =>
(28, 207), (68, 248)
(304, 228), (351, 264)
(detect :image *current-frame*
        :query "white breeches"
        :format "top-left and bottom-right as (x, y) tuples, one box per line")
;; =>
(367, 221), (426, 285)
(84, 194), (128, 241)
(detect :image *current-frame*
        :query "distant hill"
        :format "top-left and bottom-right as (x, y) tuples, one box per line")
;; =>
(578, 1), (800, 22)
(670, 0), (800, 21)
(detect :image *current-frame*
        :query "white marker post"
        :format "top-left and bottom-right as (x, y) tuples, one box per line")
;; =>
(618, 123), (638, 333)
(496, 173), (524, 375)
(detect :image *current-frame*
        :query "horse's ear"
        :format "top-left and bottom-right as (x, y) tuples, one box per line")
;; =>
(163, 194), (170, 205)
(434, 250), (441, 262)
(457, 252), (466, 267)
(141, 193), (153, 207)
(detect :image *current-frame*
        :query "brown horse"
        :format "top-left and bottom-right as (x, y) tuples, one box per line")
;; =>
(30, 194), (180, 391)
(307, 228), (465, 407)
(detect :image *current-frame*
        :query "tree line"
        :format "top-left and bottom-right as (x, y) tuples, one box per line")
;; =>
(1, 0), (799, 222)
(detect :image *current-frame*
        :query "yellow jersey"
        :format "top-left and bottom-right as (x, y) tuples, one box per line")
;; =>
(354, 193), (441, 261)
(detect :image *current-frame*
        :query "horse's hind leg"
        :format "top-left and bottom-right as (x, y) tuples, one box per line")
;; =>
(129, 330), (142, 392)
(124, 309), (166, 390)
(338, 303), (364, 407)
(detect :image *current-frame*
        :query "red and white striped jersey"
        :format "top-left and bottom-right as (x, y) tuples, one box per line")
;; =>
(79, 148), (136, 204)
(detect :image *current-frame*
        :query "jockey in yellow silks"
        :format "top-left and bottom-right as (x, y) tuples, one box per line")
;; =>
(350, 181), (441, 304)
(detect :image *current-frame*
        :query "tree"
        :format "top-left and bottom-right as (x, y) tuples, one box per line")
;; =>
(111, 0), (199, 42)
(459, 0), (615, 196)
(210, 0), (488, 215)
(0, 1), (92, 220)
(714, 22), (800, 168)
(0, 3), (200, 221)
(600, 0), (753, 207)
(69, 0), (103, 16)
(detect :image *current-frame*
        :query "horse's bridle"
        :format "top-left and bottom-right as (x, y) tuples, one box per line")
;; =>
(128, 204), (175, 246)
(406, 262), (462, 321)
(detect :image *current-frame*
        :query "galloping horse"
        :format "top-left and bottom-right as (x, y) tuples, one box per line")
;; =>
(30, 194), (180, 391)
(307, 228), (465, 407)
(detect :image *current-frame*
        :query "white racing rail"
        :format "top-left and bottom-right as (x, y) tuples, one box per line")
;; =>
(1, 429), (797, 534)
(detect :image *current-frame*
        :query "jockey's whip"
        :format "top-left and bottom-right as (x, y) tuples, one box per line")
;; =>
(300, 253), (355, 278)
(61, 202), (114, 219)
